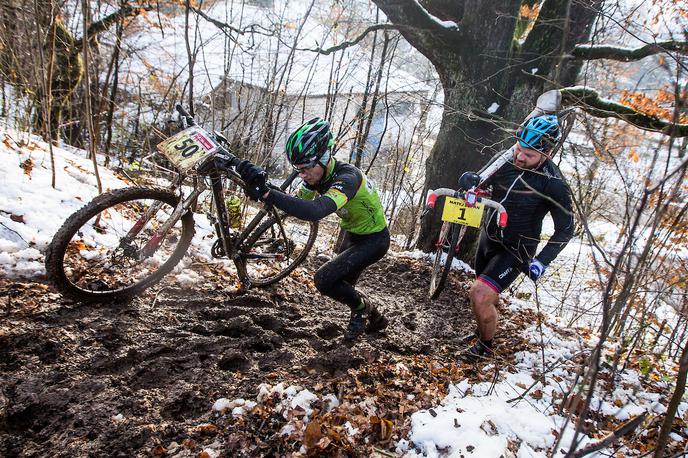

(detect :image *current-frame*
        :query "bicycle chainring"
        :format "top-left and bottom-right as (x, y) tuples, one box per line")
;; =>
(211, 239), (226, 258)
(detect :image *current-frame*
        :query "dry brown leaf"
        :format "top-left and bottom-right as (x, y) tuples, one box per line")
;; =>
(480, 419), (498, 436)
(20, 158), (33, 176)
(379, 418), (393, 440)
(303, 420), (322, 449)
(531, 389), (543, 400)
(196, 423), (218, 435)
(315, 436), (331, 449)
(150, 445), (167, 456)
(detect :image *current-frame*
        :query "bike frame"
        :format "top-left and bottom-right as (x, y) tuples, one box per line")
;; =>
(122, 161), (299, 262)
(207, 167), (300, 284)
(121, 103), (304, 277)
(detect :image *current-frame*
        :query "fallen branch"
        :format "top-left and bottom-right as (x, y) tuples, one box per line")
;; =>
(568, 413), (647, 458)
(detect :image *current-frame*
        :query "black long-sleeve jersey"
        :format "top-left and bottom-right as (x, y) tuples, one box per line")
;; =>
(482, 157), (575, 266)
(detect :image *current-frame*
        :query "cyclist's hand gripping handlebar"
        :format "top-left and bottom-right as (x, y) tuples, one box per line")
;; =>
(175, 104), (195, 128)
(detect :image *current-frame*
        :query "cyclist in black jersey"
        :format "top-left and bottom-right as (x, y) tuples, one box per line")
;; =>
(458, 115), (575, 361)
(228, 118), (390, 341)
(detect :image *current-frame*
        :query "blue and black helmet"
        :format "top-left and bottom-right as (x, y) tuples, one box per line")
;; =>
(516, 114), (561, 153)
(285, 118), (335, 168)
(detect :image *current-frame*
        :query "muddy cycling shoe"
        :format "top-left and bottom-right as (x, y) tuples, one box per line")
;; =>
(343, 301), (388, 341)
(365, 305), (388, 333)
(461, 339), (494, 363)
(344, 309), (367, 341)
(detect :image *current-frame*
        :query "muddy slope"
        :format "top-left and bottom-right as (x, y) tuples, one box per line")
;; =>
(0, 254), (512, 457)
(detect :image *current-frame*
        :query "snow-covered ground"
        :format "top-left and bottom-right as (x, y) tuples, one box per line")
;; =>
(0, 127), (128, 277)
(1, 124), (686, 456)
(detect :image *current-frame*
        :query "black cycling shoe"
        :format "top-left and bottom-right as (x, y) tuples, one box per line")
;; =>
(461, 339), (494, 363)
(365, 305), (388, 333)
(344, 309), (367, 341)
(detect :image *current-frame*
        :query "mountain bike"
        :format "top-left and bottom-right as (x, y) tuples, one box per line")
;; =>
(45, 105), (318, 301)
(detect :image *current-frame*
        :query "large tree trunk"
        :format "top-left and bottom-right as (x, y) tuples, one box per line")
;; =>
(373, 0), (601, 251)
(417, 81), (504, 251)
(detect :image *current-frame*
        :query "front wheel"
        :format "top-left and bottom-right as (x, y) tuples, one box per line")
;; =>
(239, 212), (317, 287)
(45, 187), (195, 301)
(429, 222), (466, 300)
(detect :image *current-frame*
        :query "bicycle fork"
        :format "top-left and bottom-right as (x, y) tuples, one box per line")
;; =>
(122, 185), (205, 259)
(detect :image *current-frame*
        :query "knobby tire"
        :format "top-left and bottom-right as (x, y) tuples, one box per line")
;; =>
(45, 187), (195, 301)
(429, 222), (463, 300)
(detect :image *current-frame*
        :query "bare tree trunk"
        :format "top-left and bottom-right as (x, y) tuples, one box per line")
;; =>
(102, 8), (124, 160)
(352, 9), (380, 168)
(653, 338), (688, 458)
(184, 0), (196, 115)
(32, 0), (57, 187)
(81, 0), (102, 193)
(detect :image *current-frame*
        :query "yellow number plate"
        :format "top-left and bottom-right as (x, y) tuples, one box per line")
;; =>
(441, 197), (484, 227)
(157, 126), (219, 172)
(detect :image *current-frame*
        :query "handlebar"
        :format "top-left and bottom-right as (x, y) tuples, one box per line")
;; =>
(171, 105), (290, 190)
(426, 188), (508, 228)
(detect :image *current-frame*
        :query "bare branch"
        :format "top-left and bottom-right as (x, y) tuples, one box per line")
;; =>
(372, 0), (462, 63)
(74, 4), (147, 51)
(191, 7), (275, 40)
(570, 413), (647, 458)
(301, 24), (402, 55)
(373, 0), (460, 33)
(561, 87), (688, 137)
(572, 40), (688, 62)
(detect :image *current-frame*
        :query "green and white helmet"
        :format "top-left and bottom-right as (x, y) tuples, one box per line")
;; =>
(285, 118), (334, 168)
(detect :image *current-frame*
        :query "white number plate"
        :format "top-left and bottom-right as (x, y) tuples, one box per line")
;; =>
(157, 126), (219, 172)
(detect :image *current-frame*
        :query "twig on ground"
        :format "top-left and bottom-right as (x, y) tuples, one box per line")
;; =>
(0, 222), (30, 246)
(372, 447), (396, 457)
(151, 287), (170, 308)
(568, 412), (647, 457)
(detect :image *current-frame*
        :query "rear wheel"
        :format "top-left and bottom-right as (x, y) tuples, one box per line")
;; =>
(239, 212), (317, 287)
(429, 222), (466, 300)
(45, 187), (195, 301)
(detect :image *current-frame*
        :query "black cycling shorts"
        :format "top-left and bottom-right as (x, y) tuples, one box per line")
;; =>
(313, 227), (390, 308)
(474, 232), (530, 293)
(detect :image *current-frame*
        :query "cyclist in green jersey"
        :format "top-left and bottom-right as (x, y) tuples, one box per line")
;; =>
(230, 118), (390, 341)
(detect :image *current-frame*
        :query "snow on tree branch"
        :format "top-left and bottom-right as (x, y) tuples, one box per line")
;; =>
(372, 0), (460, 34)
(572, 40), (688, 61)
(561, 87), (688, 137)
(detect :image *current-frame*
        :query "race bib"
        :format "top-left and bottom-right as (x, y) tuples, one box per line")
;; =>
(157, 126), (219, 172)
(441, 197), (484, 227)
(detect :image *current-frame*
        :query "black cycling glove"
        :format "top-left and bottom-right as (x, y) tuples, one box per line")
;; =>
(196, 153), (235, 175)
(236, 160), (269, 201)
